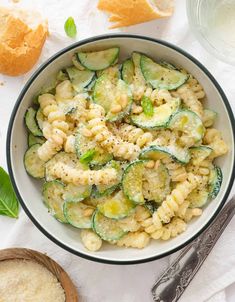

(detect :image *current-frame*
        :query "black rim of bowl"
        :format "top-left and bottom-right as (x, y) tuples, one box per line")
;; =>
(7, 34), (235, 265)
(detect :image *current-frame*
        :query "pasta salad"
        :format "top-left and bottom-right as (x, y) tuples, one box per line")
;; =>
(24, 47), (228, 251)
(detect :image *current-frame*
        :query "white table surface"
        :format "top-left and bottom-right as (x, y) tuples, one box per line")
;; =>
(0, 0), (235, 301)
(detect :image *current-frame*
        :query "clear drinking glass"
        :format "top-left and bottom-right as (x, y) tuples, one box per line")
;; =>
(187, 0), (235, 65)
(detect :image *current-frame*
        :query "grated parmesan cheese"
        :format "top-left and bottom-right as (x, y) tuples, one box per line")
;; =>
(0, 259), (65, 302)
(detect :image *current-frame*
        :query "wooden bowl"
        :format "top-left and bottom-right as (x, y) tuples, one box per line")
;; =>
(0, 248), (78, 301)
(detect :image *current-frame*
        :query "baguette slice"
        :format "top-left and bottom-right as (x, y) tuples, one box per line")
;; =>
(97, 0), (174, 29)
(0, 7), (48, 76)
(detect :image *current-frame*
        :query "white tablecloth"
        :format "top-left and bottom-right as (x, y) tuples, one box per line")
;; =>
(0, 1), (235, 301)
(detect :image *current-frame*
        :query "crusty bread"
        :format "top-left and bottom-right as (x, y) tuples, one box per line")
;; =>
(97, 0), (174, 29)
(0, 7), (48, 76)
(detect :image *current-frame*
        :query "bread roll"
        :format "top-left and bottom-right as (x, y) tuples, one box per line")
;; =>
(97, 0), (174, 29)
(0, 7), (48, 76)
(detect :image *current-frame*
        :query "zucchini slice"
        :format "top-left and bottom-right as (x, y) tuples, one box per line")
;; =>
(209, 166), (223, 199)
(63, 183), (91, 202)
(66, 67), (95, 92)
(190, 146), (212, 166)
(168, 110), (205, 142)
(142, 162), (170, 203)
(75, 129), (113, 167)
(28, 133), (46, 147)
(140, 55), (188, 90)
(92, 210), (126, 241)
(121, 59), (135, 85)
(93, 75), (132, 121)
(42, 180), (67, 223)
(77, 47), (120, 71)
(131, 98), (180, 129)
(36, 108), (44, 131)
(122, 160), (145, 204)
(202, 109), (217, 128)
(188, 188), (209, 208)
(63, 202), (94, 228)
(45, 152), (88, 181)
(140, 145), (191, 164)
(92, 161), (125, 198)
(97, 190), (135, 219)
(72, 54), (85, 70)
(24, 144), (45, 179)
(25, 107), (43, 136)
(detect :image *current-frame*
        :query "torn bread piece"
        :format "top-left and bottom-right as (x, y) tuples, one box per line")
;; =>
(0, 7), (48, 76)
(97, 0), (174, 29)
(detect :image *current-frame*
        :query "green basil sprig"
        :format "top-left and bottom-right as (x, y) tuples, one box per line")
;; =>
(0, 167), (19, 218)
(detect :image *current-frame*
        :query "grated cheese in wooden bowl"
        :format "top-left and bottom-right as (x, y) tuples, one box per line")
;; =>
(0, 259), (65, 302)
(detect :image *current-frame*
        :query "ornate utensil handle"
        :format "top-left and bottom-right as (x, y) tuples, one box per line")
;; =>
(152, 196), (235, 302)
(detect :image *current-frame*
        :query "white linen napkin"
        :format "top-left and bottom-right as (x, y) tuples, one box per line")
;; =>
(1, 0), (235, 301)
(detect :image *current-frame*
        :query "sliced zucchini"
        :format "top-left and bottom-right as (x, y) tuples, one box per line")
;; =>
(24, 144), (45, 179)
(36, 108), (44, 131)
(131, 98), (180, 129)
(72, 54), (85, 70)
(140, 145), (190, 164)
(93, 75), (132, 121)
(190, 146), (213, 166)
(45, 152), (88, 181)
(122, 160), (145, 204)
(66, 67), (95, 93)
(142, 162), (170, 203)
(209, 166), (223, 199)
(202, 109), (217, 127)
(96, 65), (120, 81)
(75, 129), (113, 167)
(92, 161), (125, 198)
(42, 180), (67, 223)
(188, 188), (209, 208)
(77, 47), (120, 71)
(63, 183), (91, 202)
(92, 210), (126, 241)
(168, 110), (205, 142)
(28, 133), (46, 147)
(63, 202), (94, 228)
(97, 190), (135, 219)
(25, 107), (43, 136)
(140, 55), (188, 90)
(159, 61), (178, 70)
(121, 59), (135, 85)
(145, 201), (159, 214)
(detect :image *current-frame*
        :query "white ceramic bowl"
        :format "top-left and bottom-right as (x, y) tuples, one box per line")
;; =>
(7, 34), (235, 264)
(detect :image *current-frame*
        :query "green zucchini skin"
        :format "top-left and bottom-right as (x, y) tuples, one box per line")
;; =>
(140, 55), (188, 90)
(24, 144), (45, 179)
(140, 145), (191, 164)
(63, 202), (94, 228)
(122, 160), (145, 204)
(92, 210), (127, 241)
(168, 109), (205, 142)
(25, 107), (43, 137)
(121, 58), (135, 85)
(209, 166), (223, 199)
(42, 180), (67, 223)
(77, 47), (120, 71)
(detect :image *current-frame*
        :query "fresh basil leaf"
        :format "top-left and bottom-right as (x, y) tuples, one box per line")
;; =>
(141, 96), (154, 117)
(80, 149), (96, 164)
(64, 17), (77, 38)
(0, 167), (19, 218)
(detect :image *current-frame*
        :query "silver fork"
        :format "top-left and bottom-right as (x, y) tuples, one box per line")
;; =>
(152, 196), (235, 302)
